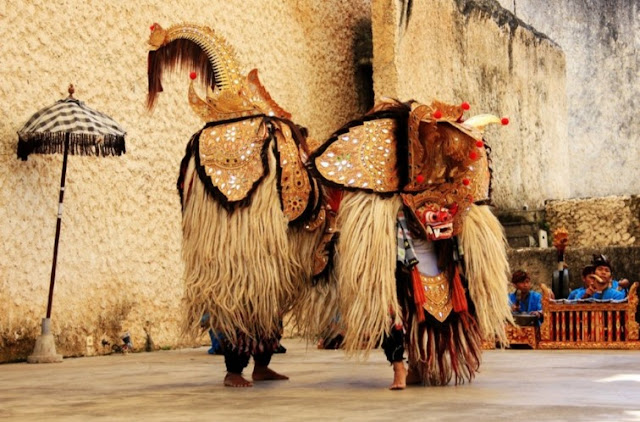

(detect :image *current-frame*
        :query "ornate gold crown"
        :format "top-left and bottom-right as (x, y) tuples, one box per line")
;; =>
(148, 23), (291, 122)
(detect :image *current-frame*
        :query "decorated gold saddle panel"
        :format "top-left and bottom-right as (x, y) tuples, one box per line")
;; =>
(194, 116), (315, 223)
(197, 117), (268, 203)
(314, 119), (399, 193)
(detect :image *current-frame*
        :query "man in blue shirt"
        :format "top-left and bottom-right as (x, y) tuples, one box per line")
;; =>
(508, 270), (542, 316)
(568, 265), (594, 300)
(592, 254), (630, 297)
(569, 265), (625, 301)
(587, 273), (626, 300)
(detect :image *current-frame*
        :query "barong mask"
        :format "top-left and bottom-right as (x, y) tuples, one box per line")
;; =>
(401, 100), (507, 237)
(413, 200), (458, 241)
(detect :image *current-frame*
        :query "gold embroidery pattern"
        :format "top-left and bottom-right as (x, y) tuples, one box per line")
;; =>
(420, 272), (453, 323)
(199, 117), (267, 202)
(315, 119), (399, 192)
(274, 122), (312, 222)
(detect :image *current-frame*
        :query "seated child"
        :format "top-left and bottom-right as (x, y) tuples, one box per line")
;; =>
(508, 270), (542, 317)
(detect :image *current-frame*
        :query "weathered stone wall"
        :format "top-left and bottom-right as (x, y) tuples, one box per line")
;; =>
(0, 0), (372, 362)
(496, 0), (640, 199)
(371, 0), (569, 209)
(546, 196), (640, 248)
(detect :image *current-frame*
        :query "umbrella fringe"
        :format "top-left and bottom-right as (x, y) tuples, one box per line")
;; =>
(17, 133), (126, 161)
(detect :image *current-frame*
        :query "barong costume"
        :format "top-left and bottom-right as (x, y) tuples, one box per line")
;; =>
(310, 99), (513, 385)
(146, 23), (327, 373)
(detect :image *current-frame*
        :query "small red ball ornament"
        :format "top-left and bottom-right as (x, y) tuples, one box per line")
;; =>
(416, 175), (425, 184)
(475, 141), (484, 148)
(501, 117), (510, 125)
(150, 24), (155, 31)
(462, 178), (470, 186)
(189, 72), (197, 80)
(433, 110), (442, 119)
(461, 102), (470, 110)
(469, 151), (478, 160)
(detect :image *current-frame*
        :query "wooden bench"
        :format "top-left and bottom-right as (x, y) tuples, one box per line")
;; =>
(538, 283), (640, 349)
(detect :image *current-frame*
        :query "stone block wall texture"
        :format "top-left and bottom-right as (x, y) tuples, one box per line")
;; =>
(0, 0), (372, 362)
(546, 196), (640, 248)
(496, 0), (639, 199)
(371, 0), (570, 209)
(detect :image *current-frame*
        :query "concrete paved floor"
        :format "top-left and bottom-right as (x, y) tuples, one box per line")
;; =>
(1, 339), (639, 422)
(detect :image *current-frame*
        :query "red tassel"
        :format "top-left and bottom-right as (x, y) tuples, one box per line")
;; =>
(452, 266), (468, 313)
(326, 187), (344, 213)
(412, 268), (426, 322)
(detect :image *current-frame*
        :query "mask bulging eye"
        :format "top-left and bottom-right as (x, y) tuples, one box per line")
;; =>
(425, 212), (438, 223)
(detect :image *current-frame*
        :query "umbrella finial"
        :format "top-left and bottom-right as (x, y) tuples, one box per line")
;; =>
(68, 84), (75, 99)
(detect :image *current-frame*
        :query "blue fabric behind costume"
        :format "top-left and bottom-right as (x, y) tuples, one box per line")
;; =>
(508, 291), (542, 313)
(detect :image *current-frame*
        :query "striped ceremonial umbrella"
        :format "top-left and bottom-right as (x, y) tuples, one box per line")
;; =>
(17, 85), (126, 363)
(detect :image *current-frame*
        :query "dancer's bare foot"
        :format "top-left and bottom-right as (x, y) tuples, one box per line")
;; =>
(252, 365), (289, 381)
(390, 361), (407, 390)
(224, 372), (253, 387)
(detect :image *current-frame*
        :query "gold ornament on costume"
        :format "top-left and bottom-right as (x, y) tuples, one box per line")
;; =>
(420, 272), (453, 323)
(198, 117), (267, 202)
(148, 23), (243, 93)
(274, 121), (313, 221)
(188, 69), (292, 122)
(404, 101), (493, 199)
(314, 119), (399, 192)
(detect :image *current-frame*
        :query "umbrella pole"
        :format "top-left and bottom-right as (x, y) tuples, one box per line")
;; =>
(27, 134), (68, 363)
(46, 133), (70, 319)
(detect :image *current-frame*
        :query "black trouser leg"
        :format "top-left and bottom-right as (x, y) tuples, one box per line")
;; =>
(224, 350), (251, 374)
(382, 325), (405, 363)
(253, 350), (273, 367)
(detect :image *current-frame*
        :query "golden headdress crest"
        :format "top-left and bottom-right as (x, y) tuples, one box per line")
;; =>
(147, 23), (291, 122)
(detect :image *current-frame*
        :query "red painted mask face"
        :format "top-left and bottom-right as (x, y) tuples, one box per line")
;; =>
(417, 202), (458, 241)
